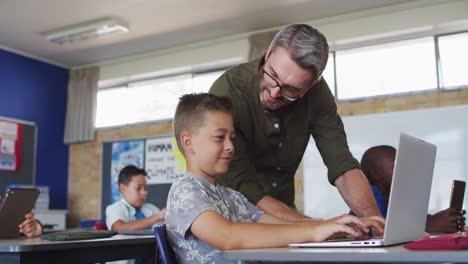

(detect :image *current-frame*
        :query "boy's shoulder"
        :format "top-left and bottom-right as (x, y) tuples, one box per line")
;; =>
(171, 174), (199, 189)
(106, 199), (130, 212)
(169, 173), (214, 196)
(218, 184), (247, 199)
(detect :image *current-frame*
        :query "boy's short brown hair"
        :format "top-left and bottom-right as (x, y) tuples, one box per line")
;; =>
(173, 93), (232, 154)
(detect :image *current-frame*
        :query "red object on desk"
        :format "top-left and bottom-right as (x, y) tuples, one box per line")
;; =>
(93, 221), (108, 231)
(404, 231), (468, 250)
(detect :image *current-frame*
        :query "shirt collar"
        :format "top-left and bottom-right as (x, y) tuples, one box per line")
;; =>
(120, 198), (137, 214)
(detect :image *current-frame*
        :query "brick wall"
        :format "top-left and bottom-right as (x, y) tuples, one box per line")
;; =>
(69, 89), (468, 226)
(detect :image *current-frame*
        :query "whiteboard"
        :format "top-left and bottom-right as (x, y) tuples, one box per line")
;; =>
(303, 104), (468, 219)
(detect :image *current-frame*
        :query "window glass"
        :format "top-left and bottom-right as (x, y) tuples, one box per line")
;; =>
(95, 87), (128, 128)
(128, 75), (192, 123)
(192, 70), (224, 93)
(439, 32), (468, 88)
(95, 70), (227, 128)
(336, 37), (437, 99)
(322, 53), (335, 96)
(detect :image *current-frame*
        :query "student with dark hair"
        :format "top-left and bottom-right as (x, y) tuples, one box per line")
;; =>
(105, 165), (166, 232)
(360, 145), (466, 233)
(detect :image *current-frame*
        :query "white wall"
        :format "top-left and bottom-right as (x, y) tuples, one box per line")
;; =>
(304, 105), (468, 219)
(98, 0), (468, 82)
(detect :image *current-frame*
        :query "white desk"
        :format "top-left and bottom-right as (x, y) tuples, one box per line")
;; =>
(223, 245), (468, 263)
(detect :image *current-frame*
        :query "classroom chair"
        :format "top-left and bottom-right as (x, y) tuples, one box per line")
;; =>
(154, 225), (177, 264)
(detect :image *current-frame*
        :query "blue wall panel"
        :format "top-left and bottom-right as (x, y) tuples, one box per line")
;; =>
(0, 49), (69, 209)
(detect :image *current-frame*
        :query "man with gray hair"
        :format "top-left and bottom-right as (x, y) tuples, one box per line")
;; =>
(209, 24), (384, 232)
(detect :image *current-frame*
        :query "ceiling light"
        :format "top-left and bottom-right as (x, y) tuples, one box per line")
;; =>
(44, 18), (129, 45)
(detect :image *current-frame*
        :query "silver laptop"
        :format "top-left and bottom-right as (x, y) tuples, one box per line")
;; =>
(289, 133), (437, 247)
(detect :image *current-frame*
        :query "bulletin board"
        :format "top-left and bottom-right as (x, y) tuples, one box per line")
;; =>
(101, 134), (185, 218)
(0, 117), (37, 191)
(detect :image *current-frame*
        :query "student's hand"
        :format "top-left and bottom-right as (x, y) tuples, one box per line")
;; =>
(360, 215), (385, 236)
(158, 208), (167, 221)
(426, 208), (466, 233)
(312, 214), (369, 241)
(19, 212), (42, 238)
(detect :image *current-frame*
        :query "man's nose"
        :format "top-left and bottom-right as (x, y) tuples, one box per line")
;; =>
(270, 86), (281, 99)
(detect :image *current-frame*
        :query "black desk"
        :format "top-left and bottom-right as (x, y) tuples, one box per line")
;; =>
(0, 234), (155, 264)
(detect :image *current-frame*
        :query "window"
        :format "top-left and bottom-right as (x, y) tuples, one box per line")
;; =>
(95, 87), (128, 128)
(322, 53), (335, 96)
(193, 70), (224, 93)
(96, 71), (225, 128)
(438, 32), (468, 89)
(335, 37), (437, 100)
(127, 74), (193, 123)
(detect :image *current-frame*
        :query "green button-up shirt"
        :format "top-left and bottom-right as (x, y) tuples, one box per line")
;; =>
(209, 57), (359, 208)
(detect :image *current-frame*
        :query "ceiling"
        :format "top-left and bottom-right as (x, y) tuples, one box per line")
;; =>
(0, 0), (413, 68)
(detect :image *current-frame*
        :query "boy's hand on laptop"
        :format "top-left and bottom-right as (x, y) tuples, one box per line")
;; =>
(315, 214), (370, 240)
(426, 208), (466, 233)
(360, 216), (385, 236)
(19, 212), (42, 238)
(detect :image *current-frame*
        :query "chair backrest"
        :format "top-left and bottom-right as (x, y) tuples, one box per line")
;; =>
(154, 224), (177, 264)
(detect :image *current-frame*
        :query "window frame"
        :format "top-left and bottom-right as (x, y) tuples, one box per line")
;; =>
(95, 68), (228, 130)
(435, 30), (468, 91)
(329, 30), (468, 101)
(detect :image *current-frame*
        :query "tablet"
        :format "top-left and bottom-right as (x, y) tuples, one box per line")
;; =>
(0, 188), (40, 239)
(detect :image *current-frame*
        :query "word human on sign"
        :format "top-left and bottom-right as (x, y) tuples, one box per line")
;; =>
(147, 143), (172, 153)
(145, 137), (184, 184)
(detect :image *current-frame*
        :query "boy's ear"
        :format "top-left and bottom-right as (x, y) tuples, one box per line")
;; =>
(119, 183), (126, 193)
(180, 131), (194, 154)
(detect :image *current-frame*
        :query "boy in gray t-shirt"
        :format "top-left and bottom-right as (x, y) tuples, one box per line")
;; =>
(166, 93), (371, 264)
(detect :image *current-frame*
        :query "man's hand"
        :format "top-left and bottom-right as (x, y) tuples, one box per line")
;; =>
(426, 208), (466, 233)
(19, 212), (42, 238)
(360, 215), (385, 236)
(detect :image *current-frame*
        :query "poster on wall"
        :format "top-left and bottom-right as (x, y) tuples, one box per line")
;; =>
(0, 121), (22, 171)
(145, 136), (185, 184)
(110, 140), (144, 202)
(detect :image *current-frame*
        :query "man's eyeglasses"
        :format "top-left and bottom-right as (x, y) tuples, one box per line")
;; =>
(262, 69), (306, 102)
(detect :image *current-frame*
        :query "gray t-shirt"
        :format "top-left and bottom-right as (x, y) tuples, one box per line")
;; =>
(166, 172), (264, 264)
